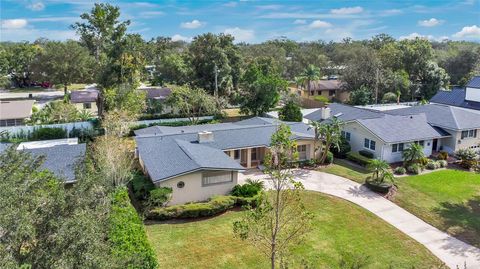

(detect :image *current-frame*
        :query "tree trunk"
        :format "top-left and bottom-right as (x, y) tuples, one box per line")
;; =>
(271, 248), (276, 269)
(64, 84), (68, 96)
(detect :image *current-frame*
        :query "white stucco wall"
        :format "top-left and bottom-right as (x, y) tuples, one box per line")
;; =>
(342, 122), (383, 158)
(156, 170), (238, 205)
(440, 128), (480, 154)
(381, 140), (434, 163)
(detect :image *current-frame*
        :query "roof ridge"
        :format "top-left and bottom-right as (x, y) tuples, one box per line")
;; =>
(174, 139), (199, 165)
(447, 105), (461, 129)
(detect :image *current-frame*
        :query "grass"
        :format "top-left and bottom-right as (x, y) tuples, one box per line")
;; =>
(394, 170), (480, 247)
(146, 191), (441, 269)
(222, 108), (242, 117)
(318, 159), (370, 183)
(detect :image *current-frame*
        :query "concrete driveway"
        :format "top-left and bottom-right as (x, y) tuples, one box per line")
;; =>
(239, 169), (480, 269)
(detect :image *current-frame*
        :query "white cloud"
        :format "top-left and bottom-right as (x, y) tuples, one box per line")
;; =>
(171, 34), (192, 42)
(180, 19), (204, 29)
(399, 32), (434, 40)
(224, 27), (255, 43)
(452, 25), (480, 39)
(309, 20), (332, 29)
(27, 2), (45, 11)
(381, 9), (402, 16)
(418, 18), (443, 27)
(293, 19), (306, 25)
(223, 2), (237, 7)
(1, 19), (28, 29)
(330, 6), (363, 15)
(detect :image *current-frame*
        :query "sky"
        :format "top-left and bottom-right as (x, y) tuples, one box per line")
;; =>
(1, 0), (479, 43)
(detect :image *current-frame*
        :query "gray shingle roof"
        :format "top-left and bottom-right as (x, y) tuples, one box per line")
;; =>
(385, 104), (480, 130)
(304, 103), (383, 122)
(22, 144), (86, 182)
(135, 117), (314, 182)
(70, 90), (98, 103)
(466, 76), (480, 88)
(430, 88), (480, 111)
(357, 114), (449, 143)
(0, 100), (34, 120)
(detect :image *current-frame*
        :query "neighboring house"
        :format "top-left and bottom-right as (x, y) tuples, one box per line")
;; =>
(296, 79), (349, 102)
(15, 138), (86, 183)
(306, 102), (480, 162)
(135, 117), (316, 205)
(430, 76), (480, 111)
(0, 100), (35, 126)
(139, 86), (174, 114)
(70, 89), (99, 116)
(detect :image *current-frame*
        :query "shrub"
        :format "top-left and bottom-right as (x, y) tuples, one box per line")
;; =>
(359, 150), (374, 159)
(437, 151), (448, 160)
(278, 99), (302, 122)
(419, 157), (429, 167)
(407, 164), (422, 175)
(324, 151), (334, 164)
(314, 95), (329, 104)
(346, 152), (371, 166)
(147, 187), (172, 208)
(394, 167), (406, 175)
(109, 188), (158, 269)
(130, 173), (155, 201)
(231, 183), (261, 198)
(426, 161), (438, 170)
(437, 160), (448, 168)
(331, 137), (351, 159)
(31, 127), (67, 140)
(456, 148), (478, 169)
(382, 92), (398, 103)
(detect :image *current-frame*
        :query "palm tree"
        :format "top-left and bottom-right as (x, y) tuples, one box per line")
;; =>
(402, 143), (425, 165)
(367, 159), (390, 182)
(77, 109), (93, 121)
(296, 65), (321, 95)
(310, 117), (343, 164)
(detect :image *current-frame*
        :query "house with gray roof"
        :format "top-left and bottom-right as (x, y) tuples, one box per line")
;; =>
(135, 117), (317, 205)
(70, 89), (99, 116)
(430, 76), (480, 111)
(0, 100), (35, 126)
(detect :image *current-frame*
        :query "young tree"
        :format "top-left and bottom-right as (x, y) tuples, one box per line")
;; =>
(233, 124), (312, 269)
(310, 117), (343, 164)
(239, 62), (287, 116)
(367, 159), (390, 182)
(278, 98), (302, 122)
(103, 83), (146, 117)
(33, 40), (95, 95)
(166, 86), (218, 124)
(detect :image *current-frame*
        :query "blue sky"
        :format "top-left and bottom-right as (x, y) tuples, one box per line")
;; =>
(1, 0), (479, 43)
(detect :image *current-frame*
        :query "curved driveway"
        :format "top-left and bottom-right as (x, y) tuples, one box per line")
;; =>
(239, 169), (480, 269)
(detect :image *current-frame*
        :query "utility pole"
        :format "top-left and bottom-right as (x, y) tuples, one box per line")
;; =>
(214, 64), (219, 99)
(375, 67), (379, 104)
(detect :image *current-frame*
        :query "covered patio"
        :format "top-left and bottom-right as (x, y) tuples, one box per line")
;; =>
(225, 147), (267, 169)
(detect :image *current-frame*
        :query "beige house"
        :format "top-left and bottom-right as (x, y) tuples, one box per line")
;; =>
(135, 117), (317, 205)
(70, 90), (99, 116)
(0, 100), (35, 126)
(294, 79), (349, 102)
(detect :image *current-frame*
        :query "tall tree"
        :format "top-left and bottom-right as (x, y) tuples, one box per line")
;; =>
(72, 3), (130, 61)
(166, 86), (218, 124)
(233, 124), (312, 269)
(2, 42), (41, 88)
(278, 97), (302, 122)
(310, 117), (343, 164)
(33, 40), (95, 95)
(296, 64), (321, 94)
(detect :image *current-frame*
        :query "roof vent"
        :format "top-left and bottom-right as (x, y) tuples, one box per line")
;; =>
(198, 131), (214, 143)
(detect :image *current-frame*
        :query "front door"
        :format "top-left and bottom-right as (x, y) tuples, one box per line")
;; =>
(432, 139), (438, 151)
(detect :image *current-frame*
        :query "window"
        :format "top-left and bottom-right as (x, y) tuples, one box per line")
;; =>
(414, 140), (425, 147)
(177, 181), (185, 188)
(364, 138), (375, 150)
(461, 129), (477, 139)
(392, 143), (404, 153)
(329, 90), (335, 96)
(297, 144), (307, 160)
(234, 150), (240, 159)
(202, 171), (233, 186)
(251, 148), (257, 161)
(83, 102), (91, 109)
(341, 131), (351, 141)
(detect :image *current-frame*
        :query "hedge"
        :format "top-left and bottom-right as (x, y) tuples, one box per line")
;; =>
(346, 152), (372, 166)
(31, 127), (67, 140)
(108, 188), (158, 269)
(359, 150), (374, 159)
(146, 195), (259, 221)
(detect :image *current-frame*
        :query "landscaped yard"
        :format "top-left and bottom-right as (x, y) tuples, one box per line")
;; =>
(394, 170), (480, 248)
(318, 159), (369, 183)
(146, 191), (441, 269)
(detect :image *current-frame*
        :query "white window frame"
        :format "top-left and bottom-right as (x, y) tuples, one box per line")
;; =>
(202, 171), (233, 186)
(297, 144), (307, 160)
(364, 138), (375, 151)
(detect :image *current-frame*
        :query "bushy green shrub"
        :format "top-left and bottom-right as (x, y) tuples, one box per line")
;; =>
(359, 150), (374, 159)
(314, 95), (329, 104)
(407, 164), (422, 175)
(130, 173), (155, 201)
(147, 187), (172, 208)
(331, 137), (351, 159)
(325, 151), (334, 164)
(419, 157), (429, 167)
(346, 152), (371, 166)
(109, 188), (158, 269)
(456, 148), (478, 169)
(437, 151), (448, 160)
(31, 127), (67, 140)
(426, 161), (439, 170)
(394, 167), (406, 175)
(437, 160), (448, 168)
(231, 184), (260, 197)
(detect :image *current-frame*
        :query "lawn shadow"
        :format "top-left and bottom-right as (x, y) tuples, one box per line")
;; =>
(433, 195), (480, 248)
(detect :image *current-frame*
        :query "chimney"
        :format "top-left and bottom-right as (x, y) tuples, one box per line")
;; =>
(198, 131), (214, 143)
(320, 107), (331, 120)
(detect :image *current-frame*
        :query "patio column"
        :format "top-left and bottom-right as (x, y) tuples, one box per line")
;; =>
(246, 148), (252, 168)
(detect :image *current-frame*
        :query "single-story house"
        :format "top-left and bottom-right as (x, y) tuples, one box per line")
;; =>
(430, 76), (480, 111)
(70, 89), (99, 116)
(135, 117), (317, 205)
(0, 100), (35, 127)
(296, 79), (349, 102)
(139, 86), (175, 114)
(16, 138), (86, 183)
(306, 102), (480, 162)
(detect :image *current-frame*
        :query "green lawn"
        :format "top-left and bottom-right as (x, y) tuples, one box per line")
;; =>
(394, 170), (480, 247)
(146, 191), (441, 269)
(318, 159), (370, 183)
